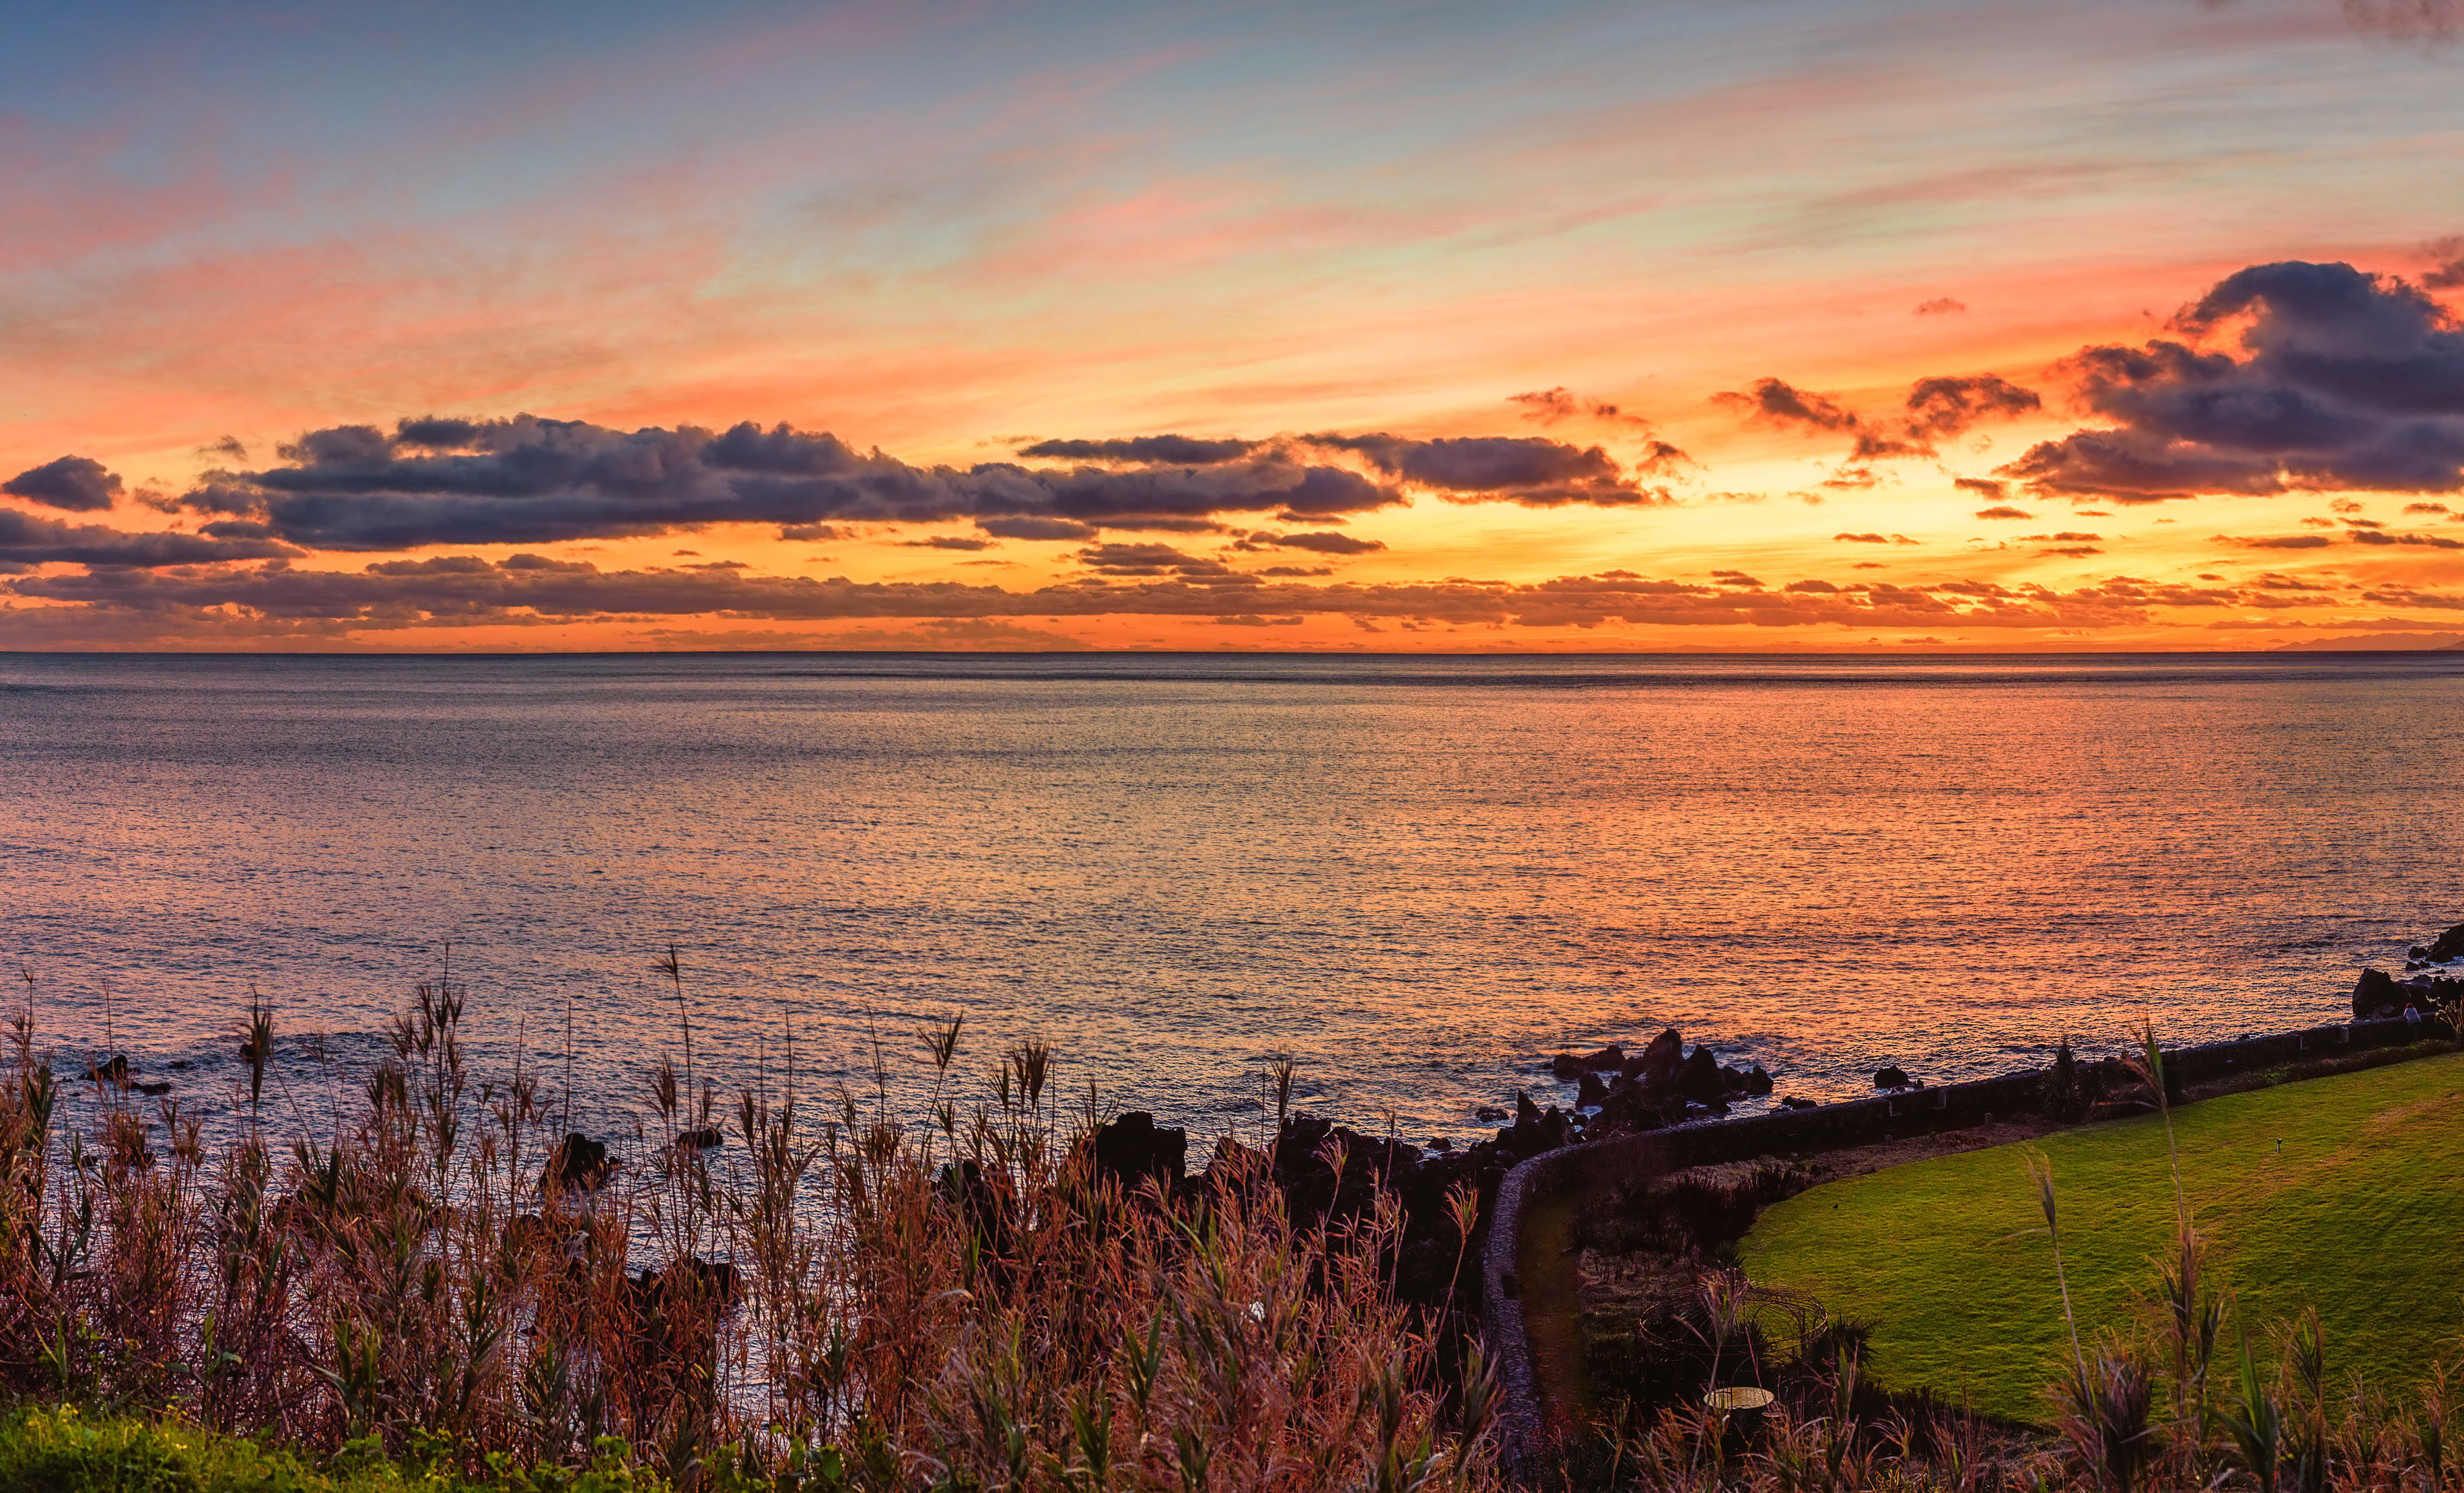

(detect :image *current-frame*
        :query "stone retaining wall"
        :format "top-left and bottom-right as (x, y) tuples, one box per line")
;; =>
(1478, 1015), (2435, 1478)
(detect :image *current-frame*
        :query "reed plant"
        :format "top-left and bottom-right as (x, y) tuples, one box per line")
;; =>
(0, 976), (1496, 1492)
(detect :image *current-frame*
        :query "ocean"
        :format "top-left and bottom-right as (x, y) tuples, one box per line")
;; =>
(2, 650), (2458, 1147)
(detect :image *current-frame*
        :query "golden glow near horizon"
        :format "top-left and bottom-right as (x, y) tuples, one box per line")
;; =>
(4, 1), (2463, 652)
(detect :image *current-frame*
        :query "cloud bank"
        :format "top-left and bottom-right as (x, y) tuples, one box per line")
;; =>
(4, 456), (124, 513)
(2003, 261), (2464, 502)
(136, 417), (1675, 552)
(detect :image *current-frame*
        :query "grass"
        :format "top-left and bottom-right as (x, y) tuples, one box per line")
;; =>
(0, 1403), (671, 1491)
(1738, 1049), (2464, 1423)
(0, 972), (1497, 1492)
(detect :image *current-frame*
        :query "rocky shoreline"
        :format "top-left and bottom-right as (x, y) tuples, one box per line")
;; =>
(1452, 917), (2464, 1171)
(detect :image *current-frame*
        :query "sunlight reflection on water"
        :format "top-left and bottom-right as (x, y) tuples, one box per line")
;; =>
(3, 650), (2458, 1149)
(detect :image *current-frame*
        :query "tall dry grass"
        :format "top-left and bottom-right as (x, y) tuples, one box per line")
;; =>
(0, 974), (1498, 1492)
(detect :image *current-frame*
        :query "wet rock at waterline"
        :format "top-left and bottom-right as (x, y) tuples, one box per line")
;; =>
(544, 1132), (612, 1194)
(1090, 1111), (1187, 1187)
(2356, 967), (2401, 1017)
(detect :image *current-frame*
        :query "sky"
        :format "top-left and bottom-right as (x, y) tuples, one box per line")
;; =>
(4, 0), (2464, 652)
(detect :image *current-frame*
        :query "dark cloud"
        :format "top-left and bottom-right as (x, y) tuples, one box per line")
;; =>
(2002, 261), (2464, 502)
(1974, 505), (2035, 520)
(162, 414), (1687, 552)
(2234, 534), (2338, 549)
(198, 436), (249, 462)
(975, 516), (1098, 540)
(1914, 297), (1968, 317)
(1717, 378), (1859, 431)
(2426, 237), (2464, 292)
(5, 455), (123, 513)
(1905, 375), (2042, 437)
(1629, 440), (1694, 478)
(900, 536), (998, 551)
(1506, 387), (1650, 428)
(1301, 431), (1661, 505)
(2351, 528), (2464, 549)
(1015, 435), (1259, 464)
(173, 414), (1400, 550)
(1955, 478), (2009, 501)
(1071, 543), (1242, 579)
(0, 508), (297, 568)
(19, 555), (2411, 643)
(1213, 614), (1305, 626)
(1267, 532), (1384, 555)
(1725, 373), (2039, 473)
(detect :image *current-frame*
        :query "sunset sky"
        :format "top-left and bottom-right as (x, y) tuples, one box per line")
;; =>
(5, 0), (2464, 651)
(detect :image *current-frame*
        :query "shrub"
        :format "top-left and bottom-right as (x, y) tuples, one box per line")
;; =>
(0, 982), (1496, 1492)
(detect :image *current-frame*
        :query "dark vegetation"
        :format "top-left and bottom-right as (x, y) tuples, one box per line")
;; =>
(16, 927), (2464, 1489)
(0, 970), (1502, 1492)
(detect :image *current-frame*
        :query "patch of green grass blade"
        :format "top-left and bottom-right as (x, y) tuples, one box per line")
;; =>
(1738, 1051), (2464, 1422)
(0, 1406), (676, 1492)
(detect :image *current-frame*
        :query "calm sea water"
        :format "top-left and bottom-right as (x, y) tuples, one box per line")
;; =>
(2, 651), (2458, 1147)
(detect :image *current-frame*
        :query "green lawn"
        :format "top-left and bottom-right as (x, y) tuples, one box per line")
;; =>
(1737, 1052), (2464, 1423)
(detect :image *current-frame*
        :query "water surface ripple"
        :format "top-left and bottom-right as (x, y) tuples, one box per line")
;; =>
(3, 651), (2457, 1144)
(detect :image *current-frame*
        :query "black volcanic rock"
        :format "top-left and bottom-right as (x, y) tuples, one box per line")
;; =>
(1873, 1066), (1913, 1091)
(1743, 1065), (1774, 1095)
(1576, 1070), (1608, 1108)
(2428, 923), (2464, 963)
(1092, 1112), (1186, 1188)
(1549, 1052), (1586, 1081)
(1631, 1028), (1684, 1085)
(2355, 967), (2401, 1018)
(544, 1133), (611, 1194)
(1673, 1046), (1726, 1100)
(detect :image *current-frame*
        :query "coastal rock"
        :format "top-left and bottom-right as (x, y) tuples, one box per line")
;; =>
(2429, 923), (2464, 963)
(1580, 1044), (1625, 1071)
(1576, 1070), (1608, 1108)
(1474, 1105), (1509, 1122)
(1674, 1046), (1726, 1100)
(1092, 1111), (1187, 1187)
(1253, 1112), (1504, 1309)
(1515, 1089), (1543, 1126)
(90, 1053), (130, 1085)
(544, 1133), (611, 1194)
(1780, 1096), (1817, 1110)
(1744, 1065), (1774, 1096)
(2355, 967), (2401, 1018)
(1549, 1053), (1586, 1081)
(677, 1126), (723, 1149)
(1873, 1066), (1913, 1091)
(137, 1080), (172, 1097)
(1631, 1028), (1684, 1085)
